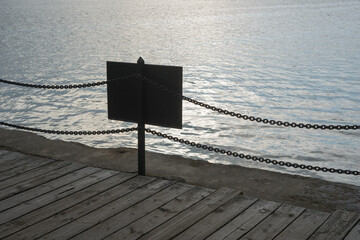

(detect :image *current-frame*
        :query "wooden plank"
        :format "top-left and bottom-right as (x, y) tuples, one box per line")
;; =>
(26, 176), (164, 239)
(274, 209), (331, 240)
(345, 220), (360, 240)
(173, 194), (258, 239)
(105, 186), (214, 240)
(0, 160), (71, 190)
(0, 157), (54, 182)
(0, 150), (11, 157)
(138, 188), (241, 240)
(207, 200), (281, 240)
(0, 162), (84, 200)
(1, 151), (359, 240)
(240, 204), (305, 240)
(0, 151), (26, 163)
(74, 182), (192, 240)
(309, 210), (360, 240)
(0, 168), (114, 224)
(0, 157), (36, 173)
(0, 166), (99, 212)
(6, 176), (154, 240)
(0, 172), (135, 239)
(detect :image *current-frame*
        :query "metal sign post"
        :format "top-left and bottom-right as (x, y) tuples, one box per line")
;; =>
(137, 57), (146, 175)
(107, 57), (182, 176)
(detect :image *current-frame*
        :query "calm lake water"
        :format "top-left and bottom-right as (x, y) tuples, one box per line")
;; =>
(1, 0), (359, 185)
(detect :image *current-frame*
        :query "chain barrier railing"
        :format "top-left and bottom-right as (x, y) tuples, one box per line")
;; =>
(1, 119), (358, 176)
(182, 96), (360, 130)
(142, 76), (360, 131)
(1, 74), (359, 176)
(1, 74), (360, 131)
(0, 74), (140, 89)
(0, 75), (139, 135)
(0, 121), (137, 135)
(145, 128), (359, 176)
(0, 78), (108, 89)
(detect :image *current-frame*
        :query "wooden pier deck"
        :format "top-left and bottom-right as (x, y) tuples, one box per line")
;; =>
(0, 149), (359, 240)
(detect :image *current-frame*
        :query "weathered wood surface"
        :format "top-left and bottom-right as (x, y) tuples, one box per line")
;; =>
(0, 151), (26, 163)
(0, 150), (359, 240)
(207, 200), (282, 240)
(345, 220), (360, 240)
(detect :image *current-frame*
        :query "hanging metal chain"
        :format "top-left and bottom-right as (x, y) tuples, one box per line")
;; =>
(2, 73), (358, 130)
(145, 128), (360, 176)
(0, 121), (137, 135)
(0, 78), (108, 89)
(0, 74), (140, 89)
(141, 76), (360, 131)
(182, 96), (360, 130)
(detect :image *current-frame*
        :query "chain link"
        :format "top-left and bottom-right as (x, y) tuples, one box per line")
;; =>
(0, 74), (140, 89)
(182, 96), (360, 130)
(141, 76), (359, 131)
(0, 121), (137, 135)
(0, 78), (108, 89)
(145, 128), (360, 176)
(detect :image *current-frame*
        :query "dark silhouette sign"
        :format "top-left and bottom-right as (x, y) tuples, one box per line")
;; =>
(107, 59), (182, 129)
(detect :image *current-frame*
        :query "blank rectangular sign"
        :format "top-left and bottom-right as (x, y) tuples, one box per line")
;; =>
(107, 61), (182, 129)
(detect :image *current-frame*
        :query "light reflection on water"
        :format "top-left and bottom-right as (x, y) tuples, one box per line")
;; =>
(0, 0), (359, 186)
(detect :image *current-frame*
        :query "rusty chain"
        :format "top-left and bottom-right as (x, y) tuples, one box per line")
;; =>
(145, 128), (359, 176)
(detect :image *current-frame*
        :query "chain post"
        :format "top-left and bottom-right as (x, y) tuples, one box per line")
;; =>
(137, 57), (146, 176)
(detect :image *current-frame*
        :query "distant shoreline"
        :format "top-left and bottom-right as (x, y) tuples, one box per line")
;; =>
(1, 127), (359, 212)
